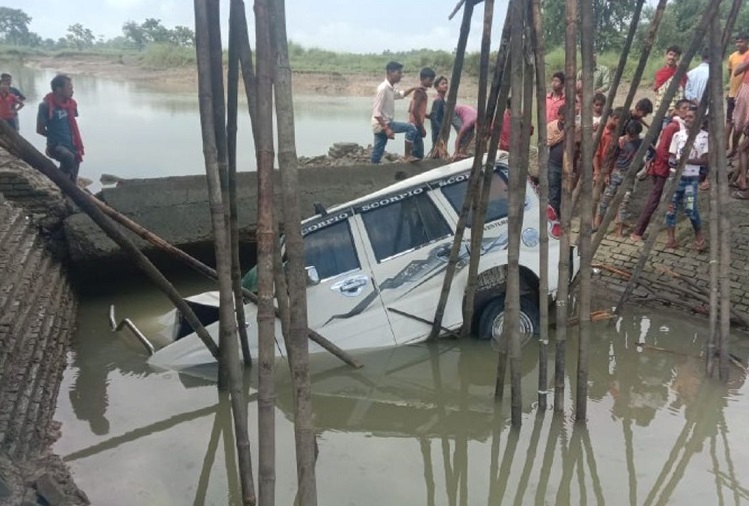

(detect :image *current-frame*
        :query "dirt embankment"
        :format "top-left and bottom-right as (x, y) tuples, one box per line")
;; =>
(22, 53), (482, 99)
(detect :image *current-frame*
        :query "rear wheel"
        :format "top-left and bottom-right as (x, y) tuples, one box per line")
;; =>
(477, 293), (540, 347)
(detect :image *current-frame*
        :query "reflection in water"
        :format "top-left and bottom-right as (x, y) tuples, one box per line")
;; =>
(54, 282), (749, 505)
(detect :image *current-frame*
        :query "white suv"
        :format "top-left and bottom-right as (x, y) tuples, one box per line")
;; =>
(148, 153), (577, 370)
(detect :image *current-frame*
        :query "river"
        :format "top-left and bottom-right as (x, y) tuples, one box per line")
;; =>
(49, 266), (749, 505)
(9, 63), (402, 191)
(8, 64), (749, 504)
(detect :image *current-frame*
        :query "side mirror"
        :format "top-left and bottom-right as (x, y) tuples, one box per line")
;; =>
(305, 266), (320, 286)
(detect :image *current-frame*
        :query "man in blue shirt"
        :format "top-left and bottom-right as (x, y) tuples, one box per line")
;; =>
(685, 48), (710, 103)
(36, 74), (84, 183)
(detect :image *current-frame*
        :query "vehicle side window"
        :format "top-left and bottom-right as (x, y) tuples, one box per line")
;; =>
(304, 220), (360, 280)
(361, 192), (452, 262)
(440, 171), (508, 227)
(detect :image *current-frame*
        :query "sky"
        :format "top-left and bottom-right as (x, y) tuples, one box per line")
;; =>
(8, 0), (514, 53)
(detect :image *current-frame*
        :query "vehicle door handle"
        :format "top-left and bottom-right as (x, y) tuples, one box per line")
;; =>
(331, 275), (369, 297)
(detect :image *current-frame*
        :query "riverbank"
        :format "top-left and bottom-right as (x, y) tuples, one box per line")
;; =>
(19, 52), (483, 98)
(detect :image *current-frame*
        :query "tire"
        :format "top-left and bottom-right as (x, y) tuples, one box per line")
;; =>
(477, 293), (540, 347)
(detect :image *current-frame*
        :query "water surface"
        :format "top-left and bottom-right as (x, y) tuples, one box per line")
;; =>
(54, 272), (749, 505)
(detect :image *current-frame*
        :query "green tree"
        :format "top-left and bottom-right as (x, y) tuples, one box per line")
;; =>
(542, 0), (638, 51)
(0, 7), (32, 45)
(66, 23), (95, 50)
(169, 25), (195, 47)
(122, 20), (146, 50)
(141, 18), (170, 43)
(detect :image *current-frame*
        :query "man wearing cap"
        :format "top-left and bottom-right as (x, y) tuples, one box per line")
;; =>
(371, 60), (418, 163)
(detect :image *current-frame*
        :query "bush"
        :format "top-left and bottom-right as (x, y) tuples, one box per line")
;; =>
(140, 43), (195, 68)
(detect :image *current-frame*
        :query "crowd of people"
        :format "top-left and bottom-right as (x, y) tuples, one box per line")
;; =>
(371, 35), (749, 251)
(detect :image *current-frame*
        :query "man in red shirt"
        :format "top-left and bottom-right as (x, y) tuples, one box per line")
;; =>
(545, 72), (566, 124)
(630, 99), (691, 242)
(0, 76), (22, 131)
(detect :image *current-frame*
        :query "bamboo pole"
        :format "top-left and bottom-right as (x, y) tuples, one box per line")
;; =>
(553, 0), (577, 414)
(0, 127), (221, 364)
(194, 1), (255, 503)
(576, 0), (595, 423)
(707, 33), (720, 376)
(227, 0), (252, 366)
(80, 192), (361, 368)
(461, 0), (496, 338)
(613, 1), (724, 314)
(252, 0), (277, 503)
(461, 2), (510, 340)
(591, 2), (721, 258)
(267, 0), (318, 502)
(432, 0), (475, 159)
(712, 15), (732, 381)
(530, 0), (550, 412)
(496, 0), (526, 426)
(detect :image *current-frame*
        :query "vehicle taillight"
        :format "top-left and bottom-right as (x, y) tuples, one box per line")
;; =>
(546, 205), (558, 222)
(550, 222), (562, 239)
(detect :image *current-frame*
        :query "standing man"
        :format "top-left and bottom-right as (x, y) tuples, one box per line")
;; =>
(408, 67), (435, 162)
(631, 99), (690, 242)
(371, 61), (418, 164)
(545, 72), (566, 123)
(37, 74), (85, 183)
(665, 108), (707, 251)
(684, 47), (710, 103)
(654, 45), (686, 119)
(576, 52), (611, 95)
(726, 34), (748, 157)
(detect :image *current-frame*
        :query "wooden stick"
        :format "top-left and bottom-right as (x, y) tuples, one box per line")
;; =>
(0, 121), (220, 365)
(386, 307), (460, 338)
(530, 0), (550, 412)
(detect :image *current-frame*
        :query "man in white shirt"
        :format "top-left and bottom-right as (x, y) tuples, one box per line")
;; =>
(684, 48), (710, 103)
(665, 109), (708, 250)
(371, 61), (418, 163)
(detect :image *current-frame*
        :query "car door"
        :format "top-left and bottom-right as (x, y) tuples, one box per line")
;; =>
(301, 211), (396, 353)
(352, 183), (462, 345)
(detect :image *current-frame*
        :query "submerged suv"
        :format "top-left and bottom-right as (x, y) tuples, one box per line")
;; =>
(148, 153), (578, 370)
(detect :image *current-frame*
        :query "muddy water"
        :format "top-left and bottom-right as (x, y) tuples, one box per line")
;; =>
(53, 271), (749, 505)
(8, 63), (399, 191)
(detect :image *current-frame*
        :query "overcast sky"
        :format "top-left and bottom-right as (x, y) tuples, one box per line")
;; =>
(8, 0), (516, 53)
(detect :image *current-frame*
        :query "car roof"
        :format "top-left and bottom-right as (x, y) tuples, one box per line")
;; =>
(304, 151), (511, 224)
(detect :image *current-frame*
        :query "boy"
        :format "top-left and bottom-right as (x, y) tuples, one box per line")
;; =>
(0, 74), (23, 131)
(547, 104), (566, 215)
(429, 75), (461, 149)
(453, 104), (478, 159)
(665, 108), (707, 251)
(596, 120), (643, 237)
(408, 68), (435, 161)
(592, 92), (606, 131)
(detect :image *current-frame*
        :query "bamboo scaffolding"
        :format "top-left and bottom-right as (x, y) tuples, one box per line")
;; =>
(268, 0), (319, 502)
(591, 2), (722, 258)
(227, 0), (252, 366)
(576, 0), (595, 423)
(194, 0), (256, 502)
(252, 0), (277, 503)
(530, 0), (550, 412)
(0, 126), (221, 364)
(553, 0), (577, 414)
(432, 0), (475, 159)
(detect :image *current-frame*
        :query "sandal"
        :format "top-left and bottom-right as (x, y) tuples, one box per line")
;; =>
(732, 190), (749, 200)
(694, 237), (707, 252)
